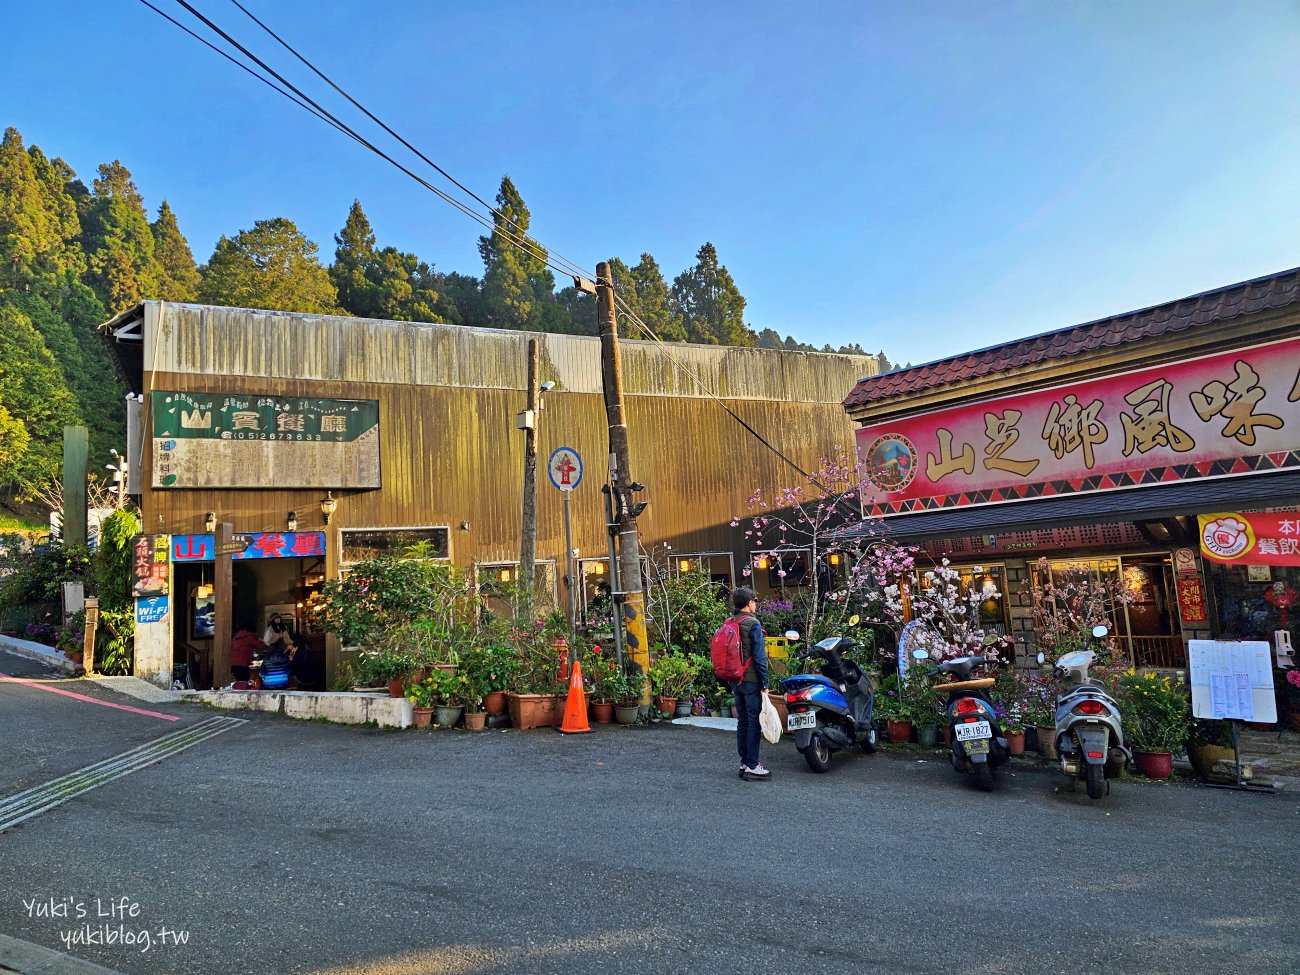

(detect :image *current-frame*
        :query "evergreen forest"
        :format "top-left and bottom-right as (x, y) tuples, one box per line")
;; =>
(0, 125), (896, 510)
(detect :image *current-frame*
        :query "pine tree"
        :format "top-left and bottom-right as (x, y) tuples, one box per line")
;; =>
(79, 160), (164, 312)
(331, 200), (377, 317)
(629, 252), (681, 341)
(757, 328), (783, 350)
(670, 243), (752, 346)
(151, 201), (200, 301)
(0, 127), (63, 291)
(0, 304), (81, 496)
(479, 176), (551, 330)
(198, 217), (339, 314)
(27, 146), (84, 279)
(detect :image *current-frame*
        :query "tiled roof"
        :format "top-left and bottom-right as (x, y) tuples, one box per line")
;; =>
(844, 266), (1300, 409)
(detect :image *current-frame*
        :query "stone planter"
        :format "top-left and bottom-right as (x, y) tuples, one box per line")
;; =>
(412, 706), (433, 729)
(1189, 743), (1235, 779)
(614, 703), (639, 725)
(1036, 725), (1058, 760)
(1006, 729), (1026, 756)
(917, 723), (939, 747)
(1133, 750), (1174, 781)
(463, 711), (486, 732)
(435, 705), (463, 729)
(674, 700), (693, 718)
(886, 719), (913, 744)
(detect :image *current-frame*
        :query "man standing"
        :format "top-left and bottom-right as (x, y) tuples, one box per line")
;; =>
(731, 587), (770, 781)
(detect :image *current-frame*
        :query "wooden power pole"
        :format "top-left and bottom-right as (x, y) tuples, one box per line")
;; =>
(518, 338), (541, 613)
(596, 263), (652, 706)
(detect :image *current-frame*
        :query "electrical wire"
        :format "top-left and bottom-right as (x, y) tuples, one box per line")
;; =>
(225, 0), (597, 286)
(140, 0), (865, 517)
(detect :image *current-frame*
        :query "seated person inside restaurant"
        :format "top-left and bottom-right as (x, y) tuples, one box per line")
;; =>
(230, 622), (268, 688)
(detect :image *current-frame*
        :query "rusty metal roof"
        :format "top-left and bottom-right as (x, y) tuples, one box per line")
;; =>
(844, 266), (1300, 409)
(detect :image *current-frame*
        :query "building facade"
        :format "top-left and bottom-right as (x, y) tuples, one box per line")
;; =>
(101, 301), (878, 686)
(841, 268), (1300, 670)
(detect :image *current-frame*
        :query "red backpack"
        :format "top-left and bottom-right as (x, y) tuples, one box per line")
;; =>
(711, 616), (753, 683)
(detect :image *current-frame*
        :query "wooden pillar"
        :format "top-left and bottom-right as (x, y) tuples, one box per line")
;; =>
(212, 522), (234, 687)
(324, 522), (340, 689)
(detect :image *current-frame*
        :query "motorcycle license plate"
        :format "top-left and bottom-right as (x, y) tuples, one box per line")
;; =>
(787, 711), (817, 731)
(955, 721), (992, 742)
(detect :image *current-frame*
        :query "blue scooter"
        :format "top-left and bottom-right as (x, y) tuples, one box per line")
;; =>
(781, 620), (878, 773)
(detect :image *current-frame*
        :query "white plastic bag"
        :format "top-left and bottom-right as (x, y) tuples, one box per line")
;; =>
(759, 692), (781, 744)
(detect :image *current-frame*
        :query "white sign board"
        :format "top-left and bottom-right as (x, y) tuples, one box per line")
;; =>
(1188, 640), (1276, 723)
(548, 447), (583, 492)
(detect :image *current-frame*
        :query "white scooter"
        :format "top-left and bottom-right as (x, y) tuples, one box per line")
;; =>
(1039, 624), (1131, 800)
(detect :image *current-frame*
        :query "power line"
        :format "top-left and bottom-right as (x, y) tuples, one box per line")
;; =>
(142, 0), (864, 519)
(225, 0), (597, 285)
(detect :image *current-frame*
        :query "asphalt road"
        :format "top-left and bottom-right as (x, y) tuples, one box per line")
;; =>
(1, 666), (1298, 975)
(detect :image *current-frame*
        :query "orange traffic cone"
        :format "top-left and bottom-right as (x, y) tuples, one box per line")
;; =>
(558, 659), (592, 734)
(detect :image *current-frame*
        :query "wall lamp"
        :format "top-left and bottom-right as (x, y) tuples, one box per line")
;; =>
(204, 511), (217, 534)
(287, 511), (298, 533)
(320, 492), (338, 526)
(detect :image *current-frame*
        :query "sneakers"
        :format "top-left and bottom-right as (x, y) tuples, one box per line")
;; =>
(741, 763), (771, 781)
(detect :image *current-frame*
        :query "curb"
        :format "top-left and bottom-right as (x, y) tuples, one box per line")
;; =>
(0, 933), (125, 975)
(0, 635), (82, 675)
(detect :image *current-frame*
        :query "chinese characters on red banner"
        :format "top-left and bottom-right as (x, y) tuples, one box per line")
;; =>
(131, 535), (169, 597)
(1199, 513), (1300, 567)
(859, 337), (1300, 509)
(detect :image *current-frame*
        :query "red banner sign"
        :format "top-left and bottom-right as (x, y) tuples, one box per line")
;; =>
(858, 336), (1300, 516)
(1176, 577), (1208, 623)
(1198, 511), (1300, 566)
(131, 534), (170, 597)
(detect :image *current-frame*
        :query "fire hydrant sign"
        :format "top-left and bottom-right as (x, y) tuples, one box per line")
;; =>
(548, 447), (583, 492)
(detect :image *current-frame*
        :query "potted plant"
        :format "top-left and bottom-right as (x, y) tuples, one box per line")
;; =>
(1186, 717), (1235, 780)
(462, 638), (517, 717)
(407, 679), (435, 729)
(427, 667), (468, 729)
(584, 649), (619, 724)
(460, 666), (488, 732)
(606, 672), (643, 725)
(875, 675), (912, 743)
(1019, 672), (1057, 759)
(1116, 669), (1193, 781)
(505, 614), (570, 729)
(649, 651), (694, 717)
(356, 651), (414, 697)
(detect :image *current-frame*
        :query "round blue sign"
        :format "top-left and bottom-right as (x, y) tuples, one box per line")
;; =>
(548, 447), (583, 492)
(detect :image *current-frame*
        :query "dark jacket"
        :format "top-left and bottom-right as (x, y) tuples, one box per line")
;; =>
(736, 613), (767, 687)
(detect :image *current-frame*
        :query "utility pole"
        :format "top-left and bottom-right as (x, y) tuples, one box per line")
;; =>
(517, 338), (541, 616)
(596, 262), (651, 707)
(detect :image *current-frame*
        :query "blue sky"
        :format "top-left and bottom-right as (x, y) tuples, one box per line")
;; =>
(7, 1), (1300, 364)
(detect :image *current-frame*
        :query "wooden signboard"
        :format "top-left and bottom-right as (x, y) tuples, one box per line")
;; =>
(151, 392), (380, 489)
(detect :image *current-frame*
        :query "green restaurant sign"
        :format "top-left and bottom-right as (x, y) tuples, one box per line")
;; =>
(152, 392), (381, 489)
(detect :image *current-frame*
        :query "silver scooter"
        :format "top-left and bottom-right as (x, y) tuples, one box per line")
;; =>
(1039, 624), (1131, 800)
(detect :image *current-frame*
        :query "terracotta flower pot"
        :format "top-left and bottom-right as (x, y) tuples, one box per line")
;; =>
(592, 701), (614, 724)
(463, 711), (486, 731)
(1006, 729), (1026, 756)
(412, 706), (433, 729)
(387, 678), (405, 698)
(656, 696), (678, 716)
(483, 690), (507, 716)
(506, 692), (553, 730)
(1037, 725), (1058, 760)
(886, 719), (913, 744)
(1133, 750), (1174, 781)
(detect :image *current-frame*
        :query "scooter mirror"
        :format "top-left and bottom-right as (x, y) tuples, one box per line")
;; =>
(848, 615), (860, 627)
(784, 630), (800, 641)
(1036, 651), (1045, 666)
(912, 648), (930, 660)
(1091, 624), (1109, 639)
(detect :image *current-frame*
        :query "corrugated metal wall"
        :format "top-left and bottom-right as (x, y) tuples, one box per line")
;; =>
(140, 303), (876, 571)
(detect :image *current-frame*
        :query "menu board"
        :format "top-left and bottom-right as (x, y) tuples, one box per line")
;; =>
(1188, 640), (1276, 723)
(131, 534), (170, 598)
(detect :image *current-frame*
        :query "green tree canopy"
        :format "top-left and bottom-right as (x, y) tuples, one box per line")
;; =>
(0, 304), (81, 496)
(198, 217), (340, 313)
(331, 199), (376, 316)
(0, 127), (66, 292)
(151, 200), (200, 302)
(479, 176), (554, 330)
(330, 201), (441, 322)
(79, 160), (164, 312)
(670, 242), (753, 346)
(629, 252), (681, 341)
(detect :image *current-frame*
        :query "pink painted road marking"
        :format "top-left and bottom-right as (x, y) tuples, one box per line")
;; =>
(0, 673), (180, 721)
